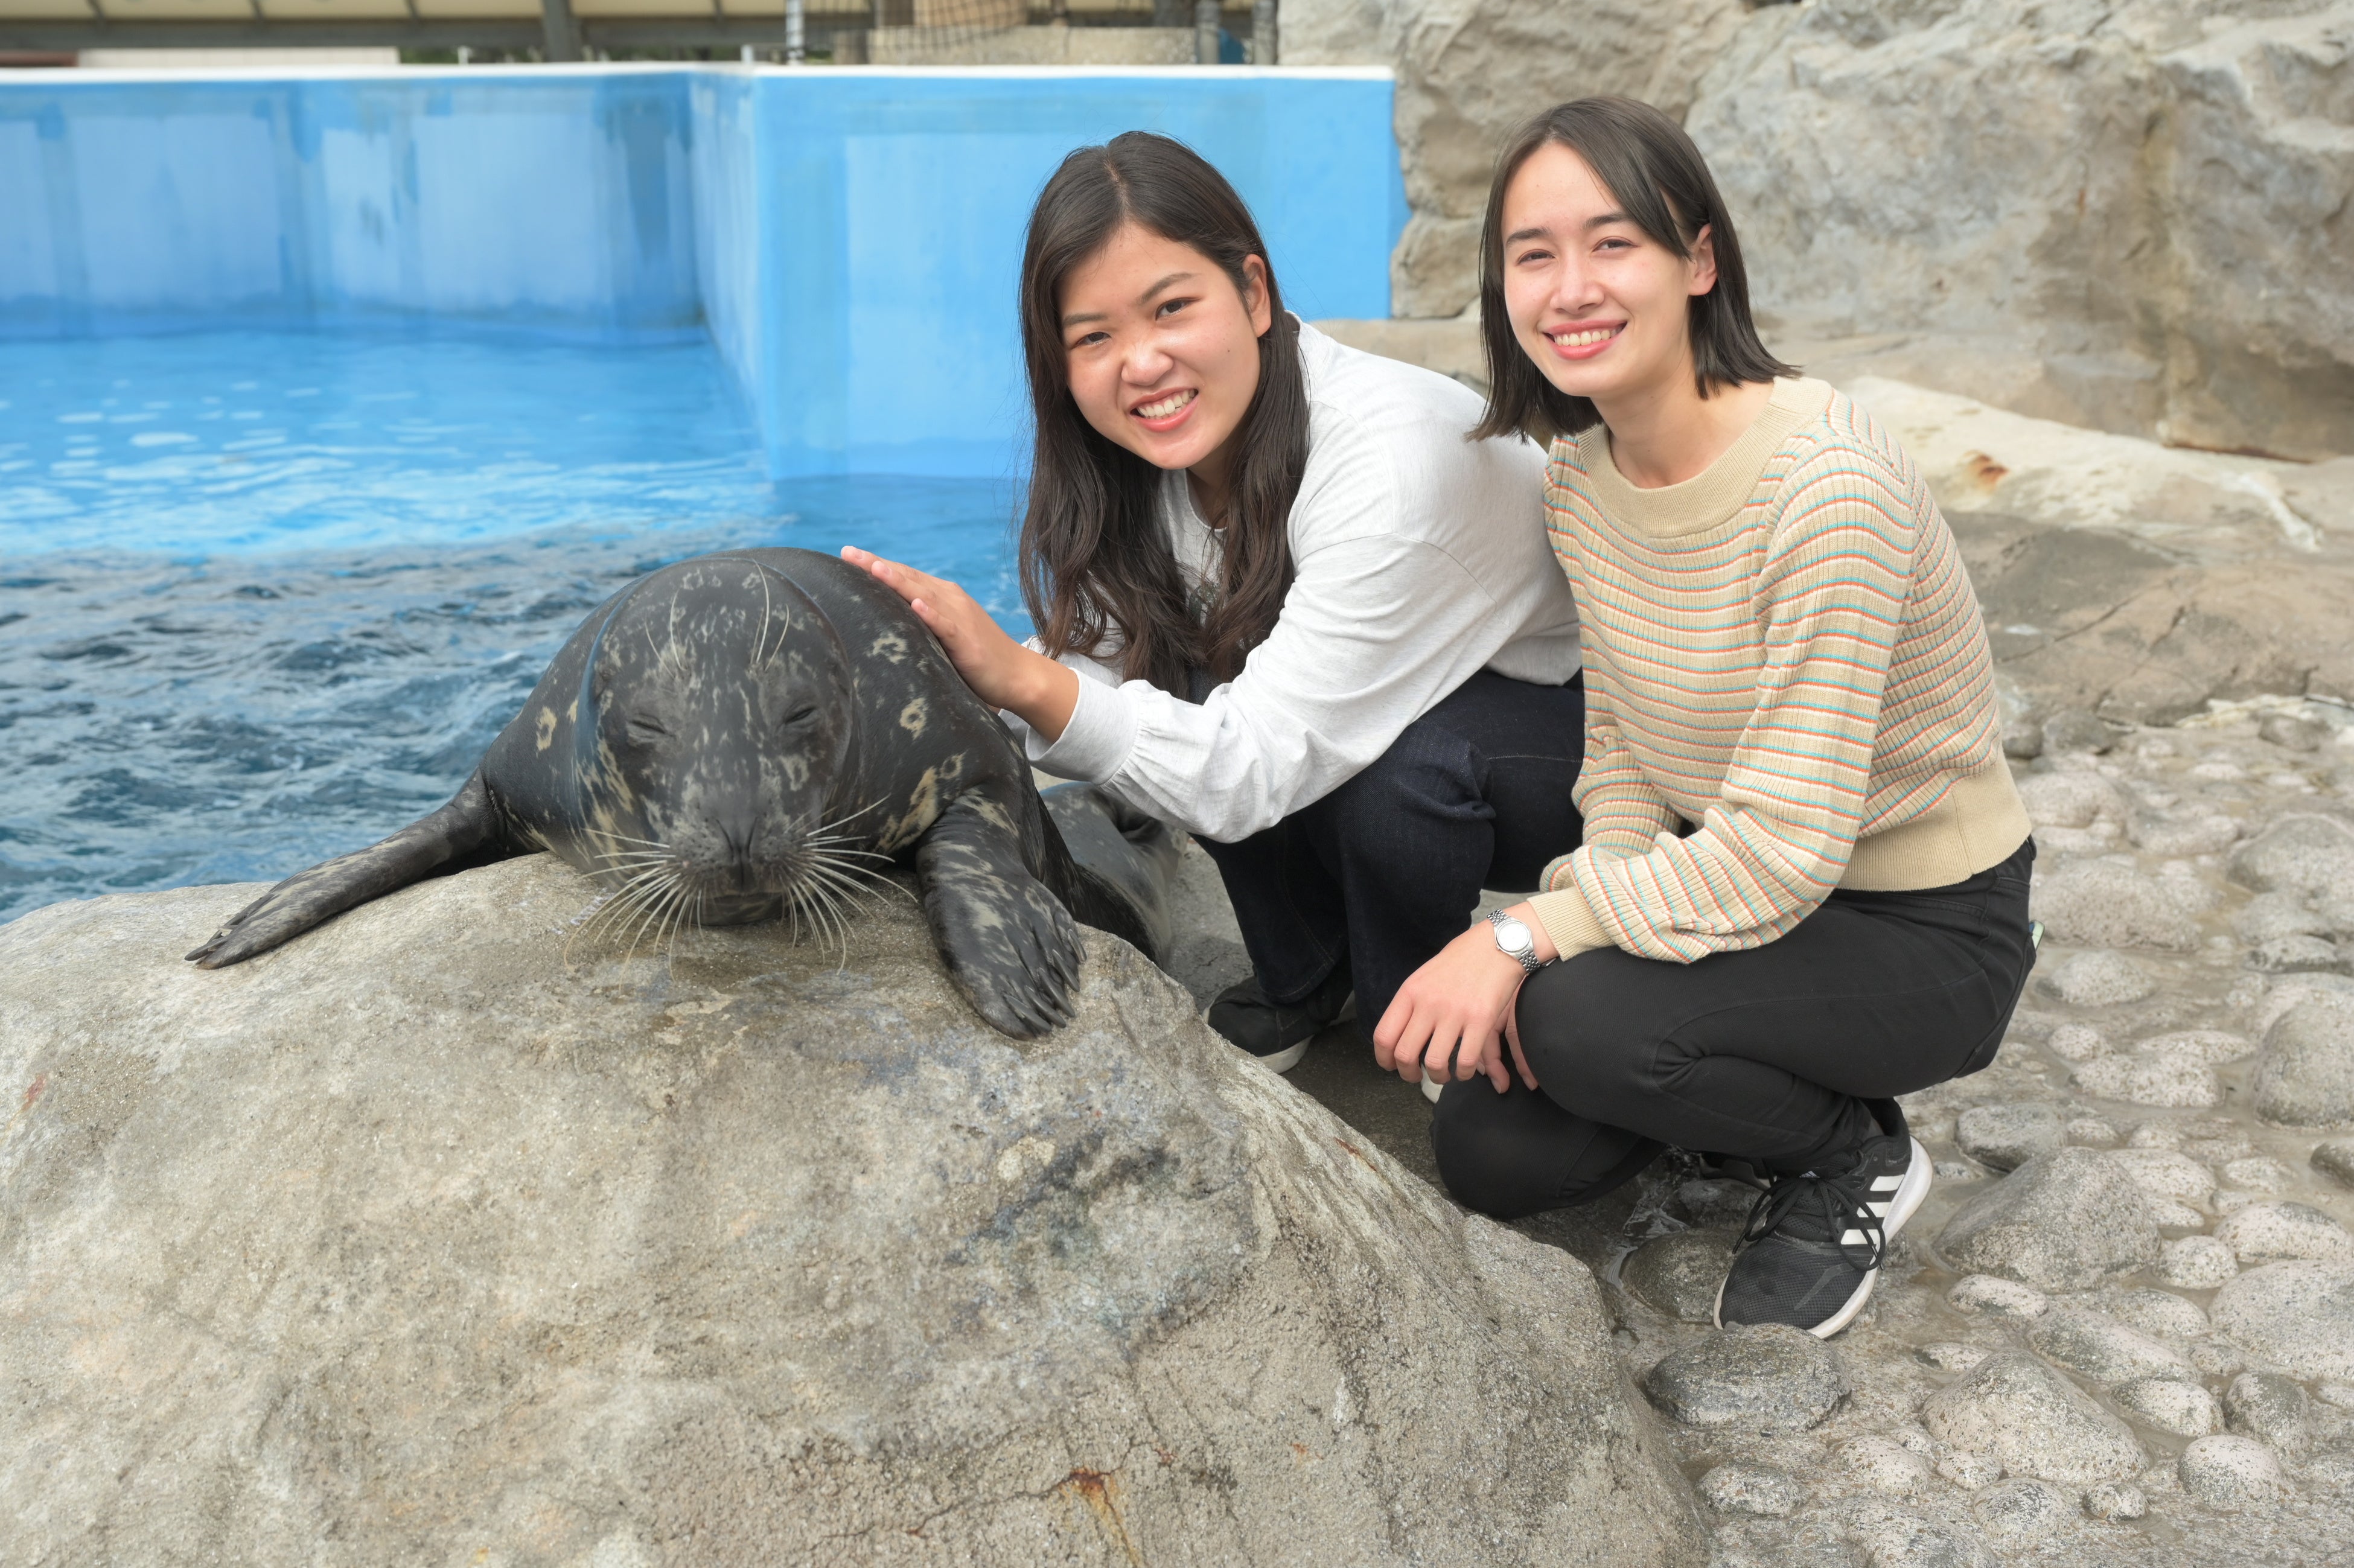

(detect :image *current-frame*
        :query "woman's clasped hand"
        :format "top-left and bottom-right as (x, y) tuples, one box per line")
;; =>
(1371, 910), (1548, 1095)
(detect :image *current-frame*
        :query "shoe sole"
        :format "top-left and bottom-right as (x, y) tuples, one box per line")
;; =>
(1225, 992), (1357, 1077)
(1254, 1040), (1310, 1074)
(1713, 1136), (1935, 1340)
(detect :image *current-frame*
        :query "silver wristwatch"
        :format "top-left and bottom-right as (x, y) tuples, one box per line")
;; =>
(1487, 910), (1544, 974)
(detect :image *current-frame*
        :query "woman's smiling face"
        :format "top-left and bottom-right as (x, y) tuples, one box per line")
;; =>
(1058, 221), (1272, 477)
(1499, 142), (1718, 410)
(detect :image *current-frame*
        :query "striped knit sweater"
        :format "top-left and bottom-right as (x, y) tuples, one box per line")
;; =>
(1522, 377), (2031, 964)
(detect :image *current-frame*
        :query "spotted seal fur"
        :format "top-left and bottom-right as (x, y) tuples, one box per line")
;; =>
(185, 547), (1177, 1037)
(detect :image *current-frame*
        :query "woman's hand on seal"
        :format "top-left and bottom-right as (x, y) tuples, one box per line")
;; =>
(842, 547), (1082, 742)
(1373, 908), (1548, 1094)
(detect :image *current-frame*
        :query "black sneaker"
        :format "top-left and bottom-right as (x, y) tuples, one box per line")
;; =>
(1205, 963), (1354, 1073)
(1714, 1101), (1932, 1339)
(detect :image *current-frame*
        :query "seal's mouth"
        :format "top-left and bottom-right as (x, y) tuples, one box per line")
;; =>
(569, 813), (899, 960)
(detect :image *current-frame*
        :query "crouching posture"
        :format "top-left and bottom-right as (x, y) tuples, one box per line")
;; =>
(1379, 99), (2038, 1338)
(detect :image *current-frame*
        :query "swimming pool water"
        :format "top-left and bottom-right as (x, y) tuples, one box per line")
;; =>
(0, 332), (1029, 925)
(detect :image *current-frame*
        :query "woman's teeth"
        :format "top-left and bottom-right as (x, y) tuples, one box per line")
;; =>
(1552, 327), (1621, 347)
(1134, 390), (1196, 419)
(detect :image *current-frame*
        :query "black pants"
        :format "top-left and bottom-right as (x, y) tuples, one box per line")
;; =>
(1195, 670), (1586, 1033)
(1432, 837), (2038, 1220)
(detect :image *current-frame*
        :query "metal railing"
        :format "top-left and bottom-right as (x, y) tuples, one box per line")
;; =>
(0, 0), (1275, 65)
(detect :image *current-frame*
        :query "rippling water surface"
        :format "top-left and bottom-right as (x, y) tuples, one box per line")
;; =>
(0, 332), (1026, 924)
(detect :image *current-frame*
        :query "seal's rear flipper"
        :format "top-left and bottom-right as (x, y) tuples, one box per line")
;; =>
(186, 773), (508, 968)
(916, 791), (1085, 1039)
(1038, 783), (1182, 964)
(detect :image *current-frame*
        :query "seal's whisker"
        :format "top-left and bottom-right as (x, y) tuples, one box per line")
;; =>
(614, 872), (682, 961)
(593, 831), (675, 850)
(794, 864), (881, 919)
(585, 864), (677, 913)
(802, 835), (894, 862)
(563, 868), (668, 964)
(803, 857), (908, 910)
(788, 876), (852, 966)
(573, 866), (668, 931)
(751, 569), (777, 674)
(657, 879), (693, 967)
(809, 798), (887, 836)
(590, 851), (677, 872)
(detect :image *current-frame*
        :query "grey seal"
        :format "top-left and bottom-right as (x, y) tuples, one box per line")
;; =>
(185, 547), (1178, 1037)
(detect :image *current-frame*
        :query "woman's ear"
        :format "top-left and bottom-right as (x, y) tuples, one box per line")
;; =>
(1687, 224), (1720, 299)
(1242, 255), (1275, 336)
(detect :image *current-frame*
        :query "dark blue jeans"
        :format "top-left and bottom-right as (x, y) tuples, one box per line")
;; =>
(1194, 669), (1586, 1033)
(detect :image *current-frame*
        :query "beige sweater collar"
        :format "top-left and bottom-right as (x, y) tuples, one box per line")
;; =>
(1574, 377), (1836, 538)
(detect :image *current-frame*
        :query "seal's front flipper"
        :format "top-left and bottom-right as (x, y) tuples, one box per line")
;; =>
(186, 773), (507, 968)
(914, 791), (1085, 1038)
(1038, 783), (1183, 964)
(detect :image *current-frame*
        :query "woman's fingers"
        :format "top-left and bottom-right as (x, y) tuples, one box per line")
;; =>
(844, 546), (957, 613)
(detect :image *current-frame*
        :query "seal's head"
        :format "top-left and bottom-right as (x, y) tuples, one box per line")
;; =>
(569, 556), (866, 931)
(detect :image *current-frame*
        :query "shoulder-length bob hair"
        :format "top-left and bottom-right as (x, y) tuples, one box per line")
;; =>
(1472, 96), (1793, 445)
(1017, 132), (1309, 696)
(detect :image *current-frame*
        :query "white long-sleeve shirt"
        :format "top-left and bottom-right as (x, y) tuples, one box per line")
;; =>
(1008, 322), (1584, 844)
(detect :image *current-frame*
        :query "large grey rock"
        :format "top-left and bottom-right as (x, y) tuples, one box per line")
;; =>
(1956, 1103), (2065, 1173)
(1696, 1461), (1805, 1519)
(2113, 1377), (2221, 1438)
(2228, 814), (2354, 900)
(2032, 862), (2201, 951)
(2211, 1261), (2354, 1382)
(2224, 1372), (2313, 1458)
(2159, 1235), (2242, 1289)
(2177, 1435), (2293, 1514)
(2104, 1286), (2210, 1342)
(2026, 1307), (2196, 1387)
(2073, 1048), (2223, 1110)
(1685, 1), (2354, 460)
(1639, 1324), (1845, 1433)
(0, 861), (1704, 1566)
(2107, 1148), (2218, 1207)
(2213, 1201), (2354, 1264)
(1920, 1354), (2146, 1488)
(1936, 1147), (2161, 1291)
(2252, 992), (2354, 1127)
(2036, 949), (2156, 1008)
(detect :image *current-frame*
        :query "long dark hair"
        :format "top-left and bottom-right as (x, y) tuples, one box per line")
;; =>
(1017, 132), (1310, 694)
(1472, 97), (1794, 444)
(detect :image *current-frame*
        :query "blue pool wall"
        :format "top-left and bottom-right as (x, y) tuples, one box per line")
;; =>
(0, 65), (1407, 480)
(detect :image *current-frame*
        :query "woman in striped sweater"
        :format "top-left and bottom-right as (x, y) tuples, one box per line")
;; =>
(1374, 97), (2039, 1339)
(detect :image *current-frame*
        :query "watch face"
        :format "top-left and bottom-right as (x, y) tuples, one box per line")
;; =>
(1494, 916), (1533, 955)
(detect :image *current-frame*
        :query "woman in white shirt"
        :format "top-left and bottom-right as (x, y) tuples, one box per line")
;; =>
(846, 131), (1584, 1069)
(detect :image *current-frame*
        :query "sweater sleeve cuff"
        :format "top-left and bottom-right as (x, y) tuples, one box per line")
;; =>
(1024, 671), (1138, 782)
(1523, 885), (1616, 961)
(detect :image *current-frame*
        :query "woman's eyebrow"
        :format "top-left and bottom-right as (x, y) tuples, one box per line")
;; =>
(1135, 270), (1195, 305)
(1507, 212), (1631, 245)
